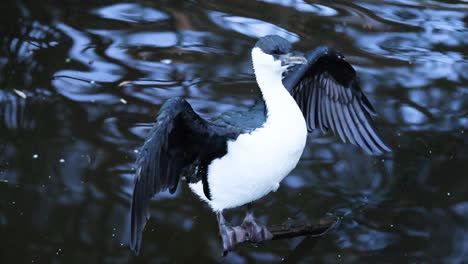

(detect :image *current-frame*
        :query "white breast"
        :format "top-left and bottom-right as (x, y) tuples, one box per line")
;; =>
(189, 85), (307, 212)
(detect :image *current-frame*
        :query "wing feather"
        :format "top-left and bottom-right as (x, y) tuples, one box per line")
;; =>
(308, 81), (317, 130)
(284, 47), (390, 154)
(324, 95), (333, 134)
(331, 97), (346, 143)
(130, 97), (232, 255)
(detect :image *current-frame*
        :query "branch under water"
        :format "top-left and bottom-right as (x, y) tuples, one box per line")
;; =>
(224, 215), (339, 255)
(269, 216), (339, 240)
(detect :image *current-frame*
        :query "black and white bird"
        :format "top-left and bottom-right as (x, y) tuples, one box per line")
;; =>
(129, 35), (390, 254)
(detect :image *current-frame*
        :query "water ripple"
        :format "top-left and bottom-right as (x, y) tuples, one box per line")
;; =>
(94, 3), (170, 23)
(1, 0), (467, 262)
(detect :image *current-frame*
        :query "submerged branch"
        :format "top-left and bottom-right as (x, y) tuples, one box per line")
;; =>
(269, 216), (339, 240)
(225, 215), (339, 255)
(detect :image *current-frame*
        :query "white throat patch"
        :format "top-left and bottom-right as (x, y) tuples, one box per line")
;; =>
(251, 47), (284, 75)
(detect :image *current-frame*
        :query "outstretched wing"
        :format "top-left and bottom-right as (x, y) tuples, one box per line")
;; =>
(283, 47), (390, 154)
(130, 97), (235, 254)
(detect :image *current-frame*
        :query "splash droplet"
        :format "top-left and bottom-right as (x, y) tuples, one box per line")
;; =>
(13, 89), (27, 99)
(161, 59), (172, 64)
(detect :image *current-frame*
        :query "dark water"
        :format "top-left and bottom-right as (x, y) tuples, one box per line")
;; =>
(1, 0), (467, 263)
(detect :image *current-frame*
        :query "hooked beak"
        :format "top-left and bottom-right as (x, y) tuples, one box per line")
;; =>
(280, 52), (307, 67)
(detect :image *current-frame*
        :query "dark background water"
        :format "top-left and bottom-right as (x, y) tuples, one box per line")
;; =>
(0, 0), (467, 263)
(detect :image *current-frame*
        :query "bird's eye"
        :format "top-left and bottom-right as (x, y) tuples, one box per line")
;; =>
(272, 48), (282, 55)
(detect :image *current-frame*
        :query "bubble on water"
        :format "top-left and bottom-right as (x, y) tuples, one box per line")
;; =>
(161, 59), (172, 64)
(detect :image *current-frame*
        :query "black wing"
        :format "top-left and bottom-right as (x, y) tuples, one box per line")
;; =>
(283, 47), (390, 154)
(130, 97), (236, 255)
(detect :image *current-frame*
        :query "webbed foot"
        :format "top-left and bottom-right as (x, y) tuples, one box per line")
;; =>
(241, 212), (273, 244)
(217, 212), (248, 256)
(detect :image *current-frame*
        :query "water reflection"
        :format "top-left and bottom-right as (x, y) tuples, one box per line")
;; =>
(1, 0), (467, 263)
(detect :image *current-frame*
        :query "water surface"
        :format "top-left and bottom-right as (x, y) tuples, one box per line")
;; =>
(1, 0), (467, 263)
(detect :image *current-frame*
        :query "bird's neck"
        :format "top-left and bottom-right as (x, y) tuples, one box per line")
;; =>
(252, 64), (308, 157)
(253, 66), (291, 117)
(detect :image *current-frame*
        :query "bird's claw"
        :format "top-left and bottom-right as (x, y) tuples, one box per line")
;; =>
(241, 215), (273, 244)
(220, 225), (248, 255)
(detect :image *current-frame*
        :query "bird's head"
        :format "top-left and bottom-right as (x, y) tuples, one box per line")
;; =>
(252, 35), (307, 76)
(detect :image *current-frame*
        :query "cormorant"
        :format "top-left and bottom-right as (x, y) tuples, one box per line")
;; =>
(129, 35), (390, 255)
